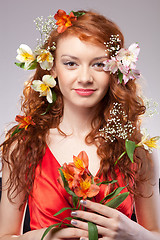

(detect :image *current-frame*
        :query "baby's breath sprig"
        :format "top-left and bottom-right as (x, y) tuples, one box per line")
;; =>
(34, 15), (57, 50)
(104, 34), (121, 57)
(99, 102), (136, 142)
(143, 96), (159, 118)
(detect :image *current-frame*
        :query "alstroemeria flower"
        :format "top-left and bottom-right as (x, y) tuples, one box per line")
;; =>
(74, 175), (100, 199)
(54, 9), (77, 33)
(60, 163), (79, 189)
(15, 115), (35, 130)
(103, 58), (128, 75)
(16, 44), (35, 69)
(116, 43), (140, 69)
(31, 75), (56, 103)
(137, 129), (160, 152)
(73, 151), (89, 175)
(36, 49), (54, 70)
(123, 69), (141, 84)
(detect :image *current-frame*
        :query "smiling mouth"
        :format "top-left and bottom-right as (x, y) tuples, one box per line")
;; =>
(74, 89), (96, 96)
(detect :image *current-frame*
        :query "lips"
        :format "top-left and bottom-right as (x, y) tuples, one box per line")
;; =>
(74, 88), (96, 96)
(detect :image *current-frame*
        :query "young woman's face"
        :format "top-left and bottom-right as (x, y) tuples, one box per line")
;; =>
(54, 36), (110, 109)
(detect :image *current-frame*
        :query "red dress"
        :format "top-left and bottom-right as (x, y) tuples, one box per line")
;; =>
(28, 146), (133, 230)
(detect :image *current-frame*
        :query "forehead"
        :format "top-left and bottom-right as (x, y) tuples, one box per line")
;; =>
(56, 36), (106, 58)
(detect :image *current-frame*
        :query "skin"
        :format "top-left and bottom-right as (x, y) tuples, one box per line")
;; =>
(0, 36), (160, 240)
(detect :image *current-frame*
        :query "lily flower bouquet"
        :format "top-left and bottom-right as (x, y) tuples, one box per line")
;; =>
(41, 151), (130, 240)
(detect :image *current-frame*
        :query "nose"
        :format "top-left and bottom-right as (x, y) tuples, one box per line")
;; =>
(78, 65), (93, 84)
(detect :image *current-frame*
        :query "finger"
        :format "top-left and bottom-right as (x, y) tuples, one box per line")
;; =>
(71, 210), (117, 231)
(51, 227), (88, 239)
(80, 199), (118, 218)
(71, 218), (116, 237)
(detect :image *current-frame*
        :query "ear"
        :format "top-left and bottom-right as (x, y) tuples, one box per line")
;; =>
(50, 67), (57, 78)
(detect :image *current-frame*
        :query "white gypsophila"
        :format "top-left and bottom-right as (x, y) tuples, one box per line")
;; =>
(34, 15), (57, 50)
(142, 96), (159, 118)
(99, 102), (136, 142)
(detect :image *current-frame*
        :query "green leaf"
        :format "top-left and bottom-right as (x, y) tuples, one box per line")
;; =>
(100, 186), (126, 203)
(40, 90), (56, 116)
(27, 60), (37, 70)
(15, 62), (25, 69)
(53, 207), (75, 217)
(105, 192), (129, 208)
(71, 11), (85, 17)
(41, 224), (61, 240)
(125, 140), (136, 163)
(96, 180), (117, 186)
(11, 125), (22, 137)
(118, 69), (123, 83)
(51, 90), (57, 103)
(88, 222), (98, 240)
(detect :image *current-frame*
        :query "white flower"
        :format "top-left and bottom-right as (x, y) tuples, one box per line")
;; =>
(36, 49), (54, 70)
(117, 43), (140, 69)
(16, 44), (35, 69)
(103, 58), (128, 75)
(31, 75), (56, 103)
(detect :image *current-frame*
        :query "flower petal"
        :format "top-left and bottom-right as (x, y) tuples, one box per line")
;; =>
(42, 75), (56, 88)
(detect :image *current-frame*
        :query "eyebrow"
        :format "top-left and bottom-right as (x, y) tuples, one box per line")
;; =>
(61, 55), (108, 61)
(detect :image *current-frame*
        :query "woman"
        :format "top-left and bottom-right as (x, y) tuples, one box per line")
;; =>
(0, 9), (159, 240)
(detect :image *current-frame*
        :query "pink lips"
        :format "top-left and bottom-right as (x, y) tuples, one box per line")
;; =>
(75, 89), (95, 96)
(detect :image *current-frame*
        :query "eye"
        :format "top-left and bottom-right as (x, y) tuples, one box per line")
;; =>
(63, 61), (78, 68)
(92, 62), (105, 70)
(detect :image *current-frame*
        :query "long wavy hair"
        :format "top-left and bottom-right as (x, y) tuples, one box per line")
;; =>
(1, 10), (149, 207)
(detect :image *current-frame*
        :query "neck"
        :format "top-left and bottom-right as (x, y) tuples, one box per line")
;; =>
(59, 101), (97, 138)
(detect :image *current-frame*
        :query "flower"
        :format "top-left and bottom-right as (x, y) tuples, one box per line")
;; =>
(103, 43), (141, 84)
(31, 75), (56, 103)
(122, 69), (140, 84)
(103, 58), (128, 75)
(74, 175), (100, 199)
(73, 151), (89, 174)
(36, 49), (54, 70)
(60, 163), (79, 189)
(54, 9), (77, 33)
(137, 129), (160, 152)
(15, 115), (35, 130)
(16, 44), (35, 69)
(116, 43), (140, 69)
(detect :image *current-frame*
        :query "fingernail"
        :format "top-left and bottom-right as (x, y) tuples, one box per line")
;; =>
(71, 219), (77, 225)
(80, 200), (87, 205)
(71, 211), (78, 216)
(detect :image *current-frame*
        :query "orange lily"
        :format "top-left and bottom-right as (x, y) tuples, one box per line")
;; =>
(73, 151), (89, 175)
(61, 163), (78, 189)
(15, 115), (35, 130)
(74, 175), (100, 199)
(54, 9), (77, 33)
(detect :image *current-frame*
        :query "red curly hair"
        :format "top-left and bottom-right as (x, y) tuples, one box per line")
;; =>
(1, 10), (149, 207)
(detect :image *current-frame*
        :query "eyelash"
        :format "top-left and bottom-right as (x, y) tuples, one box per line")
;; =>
(63, 61), (105, 69)
(63, 61), (77, 67)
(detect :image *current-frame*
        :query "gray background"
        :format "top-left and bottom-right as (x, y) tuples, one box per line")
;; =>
(0, 0), (160, 176)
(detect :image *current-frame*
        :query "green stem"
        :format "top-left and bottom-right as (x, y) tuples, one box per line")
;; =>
(115, 151), (126, 165)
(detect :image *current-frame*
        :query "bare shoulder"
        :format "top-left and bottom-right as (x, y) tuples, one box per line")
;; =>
(0, 141), (26, 237)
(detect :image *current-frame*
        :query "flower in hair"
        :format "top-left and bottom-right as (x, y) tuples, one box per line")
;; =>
(15, 115), (35, 130)
(54, 9), (77, 33)
(16, 44), (36, 70)
(36, 49), (54, 70)
(103, 43), (140, 84)
(31, 75), (56, 103)
(137, 128), (160, 153)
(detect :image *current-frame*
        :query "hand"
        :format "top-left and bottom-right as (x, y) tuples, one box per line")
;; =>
(70, 200), (137, 240)
(45, 226), (88, 240)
